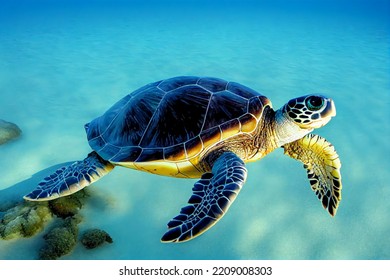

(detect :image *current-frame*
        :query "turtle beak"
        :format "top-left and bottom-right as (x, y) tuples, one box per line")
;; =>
(329, 98), (336, 117)
(322, 98), (336, 119)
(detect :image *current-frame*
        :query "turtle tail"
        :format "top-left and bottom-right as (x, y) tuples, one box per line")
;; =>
(24, 151), (114, 201)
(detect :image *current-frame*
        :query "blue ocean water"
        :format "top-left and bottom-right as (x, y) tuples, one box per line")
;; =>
(0, 0), (389, 260)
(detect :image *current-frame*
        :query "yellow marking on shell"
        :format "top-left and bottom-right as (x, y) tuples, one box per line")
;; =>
(164, 148), (187, 161)
(119, 158), (202, 179)
(200, 128), (222, 149)
(221, 119), (241, 140)
(259, 95), (272, 107)
(248, 96), (270, 120)
(251, 108), (263, 121)
(176, 160), (203, 178)
(185, 137), (204, 158)
(239, 113), (258, 133)
(189, 156), (200, 167)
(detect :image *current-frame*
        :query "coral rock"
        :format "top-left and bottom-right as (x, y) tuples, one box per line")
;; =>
(81, 228), (113, 249)
(0, 119), (22, 145)
(39, 216), (80, 260)
(48, 190), (86, 218)
(0, 202), (52, 240)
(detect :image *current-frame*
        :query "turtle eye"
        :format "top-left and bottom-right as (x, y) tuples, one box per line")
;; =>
(305, 96), (324, 111)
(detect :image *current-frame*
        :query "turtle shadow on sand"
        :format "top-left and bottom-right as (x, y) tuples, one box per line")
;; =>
(0, 163), (70, 212)
(0, 163), (113, 259)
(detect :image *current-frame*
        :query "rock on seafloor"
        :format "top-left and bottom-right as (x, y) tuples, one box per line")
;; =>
(1, 189), (113, 259)
(81, 228), (113, 249)
(38, 216), (80, 260)
(0, 202), (53, 240)
(0, 119), (22, 145)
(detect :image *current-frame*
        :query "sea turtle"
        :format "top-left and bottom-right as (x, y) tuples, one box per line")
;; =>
(24, 76), (342, 243)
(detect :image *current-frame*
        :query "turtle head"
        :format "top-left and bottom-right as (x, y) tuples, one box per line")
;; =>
(283, 95), (336, 129)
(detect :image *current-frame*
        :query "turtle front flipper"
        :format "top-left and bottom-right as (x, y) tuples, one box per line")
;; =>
(24, 151), (114, 201)
(161, 152), (247, 243)
(283, 134), (342, 216)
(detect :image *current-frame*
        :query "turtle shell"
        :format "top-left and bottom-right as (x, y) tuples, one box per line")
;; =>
(85, 76), (271, 164)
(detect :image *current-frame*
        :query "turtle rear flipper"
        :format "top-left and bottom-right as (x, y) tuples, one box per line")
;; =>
(161, 152), (247, 243)
(283, 134), (342, 216)
(24, 151), (114, 201)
